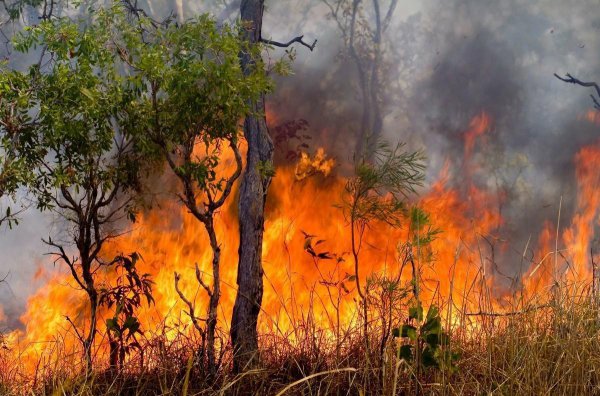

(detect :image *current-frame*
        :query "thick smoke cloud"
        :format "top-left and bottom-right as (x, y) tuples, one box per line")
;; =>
(411, 0), (600, 281)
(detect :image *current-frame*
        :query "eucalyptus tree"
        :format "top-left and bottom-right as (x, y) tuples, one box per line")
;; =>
(0, 2), (271, 374)
(0, 9), (146, 370)
(117, 10), (272, 376)
(232, 0), (316, 373)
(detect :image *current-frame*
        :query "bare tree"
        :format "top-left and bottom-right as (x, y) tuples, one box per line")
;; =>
(324, 0), (398, 156)
(231, 0), (273, 373)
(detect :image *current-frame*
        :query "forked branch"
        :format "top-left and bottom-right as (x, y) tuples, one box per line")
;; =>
(174, 272), (206, 334)
(261, 35), (317, 51)
(554, 73), (600, 109)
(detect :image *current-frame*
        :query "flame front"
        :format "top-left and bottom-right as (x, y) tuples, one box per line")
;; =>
(4, 111), (600, 380)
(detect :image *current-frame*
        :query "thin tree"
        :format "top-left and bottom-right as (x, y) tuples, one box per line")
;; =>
(114, 10), (271, 377)
(231, 0), (315, 372)
(323, 0), (398, 156)
(0, 12), (145, 371)
(341, 141), (424, 358)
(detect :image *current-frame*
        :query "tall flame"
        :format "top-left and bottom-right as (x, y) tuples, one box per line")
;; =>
(4, 110), (600, 380)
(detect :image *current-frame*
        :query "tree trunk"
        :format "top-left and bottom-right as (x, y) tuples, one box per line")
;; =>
(231, 0), (273, 373)
(83, 279), (97, 373)
(206, 218), (220, 377)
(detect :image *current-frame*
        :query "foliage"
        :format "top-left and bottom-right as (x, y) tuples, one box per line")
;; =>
(110, 6), (274, 378)
(117, 8), (272, 179)
(99, 252), (154, 370)
(3, 8), (144, 212)
(0, 2), (273, 371)
(393, 304), (458, 373)
(342, 140), (426, 229)
(2, 0), (46, 20)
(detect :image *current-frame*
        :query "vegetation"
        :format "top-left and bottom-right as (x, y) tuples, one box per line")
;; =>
(0, 1), (599, 396)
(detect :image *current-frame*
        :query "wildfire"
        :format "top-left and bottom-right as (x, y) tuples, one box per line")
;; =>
(4, 110), (600, 379)
(526, 141), (600, 293)
(463, 111), (492, 163)
(294, 148), (336, 180)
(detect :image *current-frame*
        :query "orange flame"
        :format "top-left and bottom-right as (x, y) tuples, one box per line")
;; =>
(4, 111), (600, 380)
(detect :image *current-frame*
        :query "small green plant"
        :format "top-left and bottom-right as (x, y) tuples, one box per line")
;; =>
(99, 252), (154, 371)
(340, 140), (425, 354)
(257, 160), (276, 178)
(393, 304), (458, 373)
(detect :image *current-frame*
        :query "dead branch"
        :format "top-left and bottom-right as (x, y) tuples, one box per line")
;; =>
(65, 315), (85, 346)
(466, 304), (550, 317)
(554, 73), (600, 109)
(261, 35), (317, 51)
(195, 263), (212, 297)
(174, 271), (205, 335)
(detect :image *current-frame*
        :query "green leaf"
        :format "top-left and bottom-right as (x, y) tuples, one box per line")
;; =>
(422, 346), (439, 368)
(399, 344), (413, 361)
(426, 305), (439, 323)
(80, 87), (94, 100)
(422, 316), (441, 335)
(106, 317), (120, 332)
(409, 304), (423, 321)
(426, 332), (440, 347)
(400, 324), (417, 340)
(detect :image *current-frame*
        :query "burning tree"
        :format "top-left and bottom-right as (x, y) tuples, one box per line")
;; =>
(0, 9), (147, 370)
(117, 10), (271, 377)
(341, 141), (424, 354)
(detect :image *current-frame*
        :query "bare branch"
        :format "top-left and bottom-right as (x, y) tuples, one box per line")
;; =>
(261, 35), (317, 51)
(195, 263), (213, 297)
(174, 271), (206, 335)
(555, 73), (600, 110)
(65, 315), (85, 345)
(43, 237), (86, 291)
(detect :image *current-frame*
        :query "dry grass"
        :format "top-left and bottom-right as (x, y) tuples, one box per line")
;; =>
(3, 242), (600, 396)
(2, 281), (600, 395)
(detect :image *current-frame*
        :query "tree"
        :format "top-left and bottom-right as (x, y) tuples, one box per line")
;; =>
(340, 141), (424, 356)
(0, 1), (60, 231)
(115, 10), (270, 377)
(0, 9), (145, 370)
(230, 0), (271, 373)
(323, 0), (399, 156)
(231, 0), (315, 373)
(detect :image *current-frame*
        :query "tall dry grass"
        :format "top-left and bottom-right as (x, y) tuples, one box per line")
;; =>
(2, 243), (600, 395)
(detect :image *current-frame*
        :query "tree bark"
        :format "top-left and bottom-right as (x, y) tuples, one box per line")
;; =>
(231, 0), (273, 373)
(206, 218), (220, 377)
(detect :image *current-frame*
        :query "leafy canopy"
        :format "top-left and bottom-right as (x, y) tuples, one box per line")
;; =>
(0, 3), (272, 219)
(343, 140), (426, 228)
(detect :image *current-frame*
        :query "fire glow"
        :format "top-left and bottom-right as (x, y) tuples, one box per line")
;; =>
(3, 110), (600, 377)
